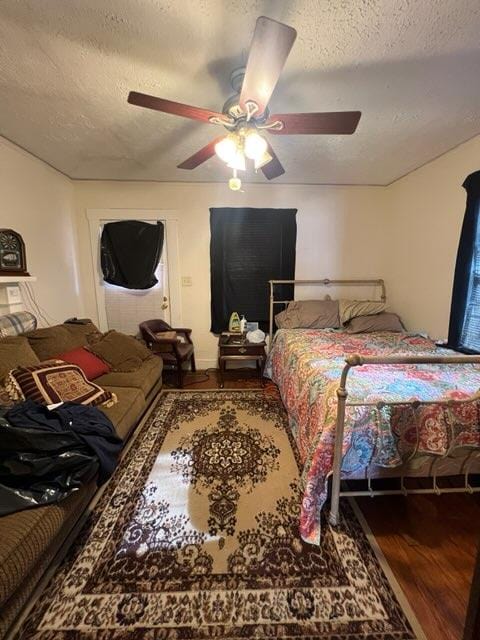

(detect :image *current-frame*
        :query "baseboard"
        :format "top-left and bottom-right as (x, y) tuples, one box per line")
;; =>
(196, 358), (218, 369)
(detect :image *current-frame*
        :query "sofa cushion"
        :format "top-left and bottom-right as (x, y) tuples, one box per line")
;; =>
(96, 356), (162, 398)
(87, 330), (152, 372)
(56, 346), (110, 380)
(0, 336), (40, 379)
(0, 482), (96, 609)
(99, 386), (145, 440)
(25, 322), (101, 361)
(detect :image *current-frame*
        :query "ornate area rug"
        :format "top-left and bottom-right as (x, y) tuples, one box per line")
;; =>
(20, 390), (422, 639)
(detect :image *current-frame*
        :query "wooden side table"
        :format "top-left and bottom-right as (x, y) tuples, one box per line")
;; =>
(218, 334), (266, 388)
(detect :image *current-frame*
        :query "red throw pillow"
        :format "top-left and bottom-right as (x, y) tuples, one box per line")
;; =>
(56, 347), (110, 380)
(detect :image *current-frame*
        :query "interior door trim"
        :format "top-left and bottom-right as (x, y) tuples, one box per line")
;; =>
(87, 208), (182, 332)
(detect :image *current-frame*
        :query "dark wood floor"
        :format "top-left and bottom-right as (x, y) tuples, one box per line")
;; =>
(167, 368), (480, 640)
(358, 493), (479, 640)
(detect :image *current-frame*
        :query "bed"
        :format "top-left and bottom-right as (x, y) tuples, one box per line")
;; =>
(265, 279), (480, 545)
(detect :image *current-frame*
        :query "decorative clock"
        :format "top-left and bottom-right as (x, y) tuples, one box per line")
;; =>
(0, 229), (29, 276)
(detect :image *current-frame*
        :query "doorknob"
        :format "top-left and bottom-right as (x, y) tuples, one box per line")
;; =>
(161, 302), (169, 310)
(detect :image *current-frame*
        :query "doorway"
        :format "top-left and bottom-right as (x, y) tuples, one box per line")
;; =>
(87, 209), (182, 334)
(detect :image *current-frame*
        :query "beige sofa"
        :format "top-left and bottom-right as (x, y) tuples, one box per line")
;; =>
(0, 321), (163, 638)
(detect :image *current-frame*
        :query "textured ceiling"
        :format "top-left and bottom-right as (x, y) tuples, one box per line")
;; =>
(1, 0), (480, 185)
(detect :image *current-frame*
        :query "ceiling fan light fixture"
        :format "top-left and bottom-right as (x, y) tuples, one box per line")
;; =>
(244, 130), (268, 160)
(215, 135), (238, 164)
(129, 16), (361, 186)
(227, 149), (246, 171)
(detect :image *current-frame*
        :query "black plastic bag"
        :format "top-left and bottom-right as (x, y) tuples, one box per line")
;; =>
(0, 401), (122, 516)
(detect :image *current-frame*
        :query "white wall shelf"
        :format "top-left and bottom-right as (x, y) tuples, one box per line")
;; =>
(0, 275), (36, 283)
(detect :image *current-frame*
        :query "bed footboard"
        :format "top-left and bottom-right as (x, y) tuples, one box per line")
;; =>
(329, 353), (480, 526)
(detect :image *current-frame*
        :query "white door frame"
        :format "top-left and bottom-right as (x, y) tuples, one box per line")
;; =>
(87, 209), (182, 332)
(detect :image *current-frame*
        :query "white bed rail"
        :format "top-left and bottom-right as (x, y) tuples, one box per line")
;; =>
(329, 353), (480, 525)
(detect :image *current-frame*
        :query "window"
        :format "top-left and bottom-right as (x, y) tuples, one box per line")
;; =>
(210, 208), (297, 334)
(448, 170), (480, 353)
(460, 222), (480, 351)
(100, 220), (168, 335)
(104, 261), (169, 335)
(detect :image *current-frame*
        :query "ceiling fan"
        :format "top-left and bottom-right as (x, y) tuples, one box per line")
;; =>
(128, 16), (361, 189)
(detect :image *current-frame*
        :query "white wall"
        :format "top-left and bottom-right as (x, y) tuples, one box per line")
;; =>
(0, 137), (82, 325)
(3, 129), (477, 354)
(385, 135), (480, 340)
(73, 181), (388, 366)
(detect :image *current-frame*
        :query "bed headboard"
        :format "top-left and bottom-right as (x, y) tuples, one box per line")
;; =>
(268, 278), (386, 345)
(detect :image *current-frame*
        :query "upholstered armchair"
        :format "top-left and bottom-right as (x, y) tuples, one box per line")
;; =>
(139, 319), (196, 388)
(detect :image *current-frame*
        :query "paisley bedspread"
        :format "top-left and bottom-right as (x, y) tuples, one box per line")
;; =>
(265, 329), (480, 544)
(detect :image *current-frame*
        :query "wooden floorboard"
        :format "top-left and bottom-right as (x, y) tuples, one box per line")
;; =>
(357, 493), (479, 640)
(171, 369), (480, 640)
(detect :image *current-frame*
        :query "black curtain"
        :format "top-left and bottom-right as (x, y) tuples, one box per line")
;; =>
(448, 170), (480, 352)
(210, 208), (297, 333)
(101, 220), (164, 290)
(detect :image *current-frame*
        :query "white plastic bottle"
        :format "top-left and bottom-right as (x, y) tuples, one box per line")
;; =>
(240, 315), (247, 334)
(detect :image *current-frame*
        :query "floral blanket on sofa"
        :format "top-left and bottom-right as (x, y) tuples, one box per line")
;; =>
(265, 329), (480, 544)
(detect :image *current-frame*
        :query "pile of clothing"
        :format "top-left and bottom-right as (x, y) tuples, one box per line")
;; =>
(0, 400), (122, 516)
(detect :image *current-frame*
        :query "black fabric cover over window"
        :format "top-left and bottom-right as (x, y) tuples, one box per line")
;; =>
(448, 170), (480, 353)
(101, 220), (164, 290)
(210, 208), (297, 333)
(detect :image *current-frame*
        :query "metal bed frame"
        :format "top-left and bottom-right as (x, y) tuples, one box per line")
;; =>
(268, 278), (480, 527)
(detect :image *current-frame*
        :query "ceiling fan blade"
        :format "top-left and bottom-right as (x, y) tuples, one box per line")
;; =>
(239, 16), (297, 117)
(268, 111), (361, 135)
(177, 136), (225, 170)
(128, 91), (226, 124)
(261, 143), (285, 180)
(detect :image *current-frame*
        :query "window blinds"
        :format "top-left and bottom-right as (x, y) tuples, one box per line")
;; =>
(460, 203), (480, 351)
(104, 263), (168, 335)
(210, 208), (297, 334)
(448, 171), (480, 353)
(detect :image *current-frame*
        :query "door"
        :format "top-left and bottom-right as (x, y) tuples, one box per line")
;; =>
(103, 223), (171, 334)
(87, 211), (182, 336)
